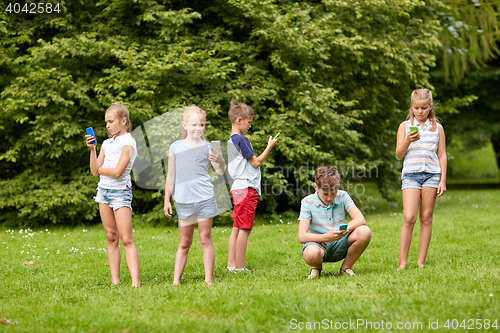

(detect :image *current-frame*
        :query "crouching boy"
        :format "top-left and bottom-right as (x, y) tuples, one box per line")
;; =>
(298, 166), (371, 278)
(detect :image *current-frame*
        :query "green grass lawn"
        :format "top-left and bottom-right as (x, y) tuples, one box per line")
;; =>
(448, 143), (500, 184)
(1, 188), (500, 332)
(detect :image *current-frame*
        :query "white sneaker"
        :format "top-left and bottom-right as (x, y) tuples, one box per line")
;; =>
(227, 267), (236, 272)
(235, 267), (252, 273)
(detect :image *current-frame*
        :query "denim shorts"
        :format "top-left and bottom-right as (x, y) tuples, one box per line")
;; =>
(402, 172), (441, 190)
(94, 186), (133, 211)
(175, 196), (219, 220)
(302, 233), (352, 263)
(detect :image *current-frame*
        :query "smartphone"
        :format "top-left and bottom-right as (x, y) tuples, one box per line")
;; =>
(85, 127), (96, 145)
(273, 132), (280, 140)
(409, 126), (419, 134)
(339, 224), (348, 231)
(210, 140), (221, 153)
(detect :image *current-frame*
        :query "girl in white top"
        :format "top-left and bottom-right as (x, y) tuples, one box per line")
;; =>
(164, 106), (225, 285)
(396, 89), (447, 270)
(86, 103), (140, 287)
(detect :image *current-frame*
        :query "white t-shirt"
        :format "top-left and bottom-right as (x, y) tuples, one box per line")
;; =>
(227, 134), (261, 196)
(98, 133), (137, 190)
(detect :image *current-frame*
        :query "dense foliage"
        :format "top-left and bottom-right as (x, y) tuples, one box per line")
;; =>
(437, 0), (500, 83)
(0, 0), (491, 226)
(433, 1), (500, 177)
(435, 55), (500, 174)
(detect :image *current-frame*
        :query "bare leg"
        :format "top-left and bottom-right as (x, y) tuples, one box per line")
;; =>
(302, 244), (325, 270)
(399, 189), (421, 269)
(227, 227), (239, 268)
(197, 218), (214, 284)
(114, 207), (140, 287)
(341, 225), (372, 270)
(417, 187), (438, 267)
(99, 204), (121, 285)
(173, 218), (195, 285)
(235, 228), (251, 269)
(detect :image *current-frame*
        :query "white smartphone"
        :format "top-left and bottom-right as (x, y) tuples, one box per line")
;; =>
(210, 140), (220, 153)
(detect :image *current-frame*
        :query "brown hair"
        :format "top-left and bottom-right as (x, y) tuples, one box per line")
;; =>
(106, 103), (132, 133)
(407, 88), (439, 132)
(314, 166), (340, 192)
(228, 100), (257, 123)
(182, 105), (207, 139)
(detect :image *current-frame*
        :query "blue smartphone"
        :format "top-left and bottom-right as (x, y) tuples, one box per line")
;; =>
(86, 127), (96, 145)
(339, 224), (348, 231)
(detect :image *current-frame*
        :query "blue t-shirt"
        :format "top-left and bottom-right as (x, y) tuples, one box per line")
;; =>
(169, 140), (214, 204)
(227, 134), (261, 195)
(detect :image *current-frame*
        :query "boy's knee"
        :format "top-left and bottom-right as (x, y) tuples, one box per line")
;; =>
(303, 246), (323, 264)
(355, 225), (372, 242)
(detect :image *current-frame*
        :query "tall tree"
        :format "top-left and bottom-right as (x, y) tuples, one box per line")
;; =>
(433, 1), (500, 179)
(435, 56), (500, 177)
(438, 0), (500, 84)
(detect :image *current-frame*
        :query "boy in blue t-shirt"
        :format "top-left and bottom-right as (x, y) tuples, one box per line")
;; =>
(226, 101), (278, 272)
(298, 166), (372, 278)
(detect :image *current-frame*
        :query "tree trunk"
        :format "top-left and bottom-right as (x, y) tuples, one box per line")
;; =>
(491, 132), (500, 183)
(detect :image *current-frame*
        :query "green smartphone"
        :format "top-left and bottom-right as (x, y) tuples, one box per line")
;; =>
(339, 224), (348, 231)
(273, 132), (280, 140)
(409, 126), (419, 134)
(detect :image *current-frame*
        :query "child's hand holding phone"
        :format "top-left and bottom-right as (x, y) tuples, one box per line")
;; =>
(407, 126), (420, 142)
(209, 140), (224, 164)
(85, 127), (97, 147)
(325, 228), (347, 242)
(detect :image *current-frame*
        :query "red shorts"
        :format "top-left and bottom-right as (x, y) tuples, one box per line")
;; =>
(231, 188), (259, 230)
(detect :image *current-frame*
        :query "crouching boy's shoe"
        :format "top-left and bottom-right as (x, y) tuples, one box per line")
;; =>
(307, 268), (321, 279)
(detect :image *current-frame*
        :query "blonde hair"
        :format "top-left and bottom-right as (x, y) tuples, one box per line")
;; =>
(407, 88), (439, 132)
(106, 103), (132, 133)
(228, 100), (257, 123)
(315, 166), (341, 192)
(182, 105), (207, 139)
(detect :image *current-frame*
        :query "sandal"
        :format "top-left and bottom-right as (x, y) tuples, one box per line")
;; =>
(340, 268), (355, 276)
(307, 268), (321, 279)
